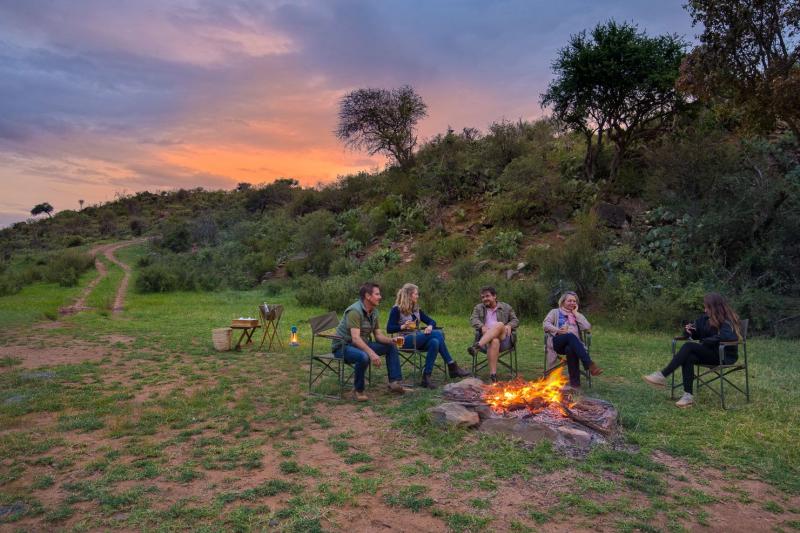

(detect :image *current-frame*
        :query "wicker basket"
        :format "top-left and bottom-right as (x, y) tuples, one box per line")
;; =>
(212, 327), (232, 351)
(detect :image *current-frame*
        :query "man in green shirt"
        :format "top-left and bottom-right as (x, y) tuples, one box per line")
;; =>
(333, 282), (405, 401)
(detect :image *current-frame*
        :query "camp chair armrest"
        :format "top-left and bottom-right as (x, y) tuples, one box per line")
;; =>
(671, 336), (690, 355)
(316, 333), (342, 341)
(718, 340), (742, 346)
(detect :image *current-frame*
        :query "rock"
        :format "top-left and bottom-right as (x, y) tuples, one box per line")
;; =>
(557, 222), (576, 235)
(516, 262), (527, 271)
(442, 377), (486, 399)
(471, 404), (495, 420)
(474, 259), (490, 271)
(505, 269), (517, 280)
(554, 424), (596, 448)
(479, 418), (558, 444)
(427, 403), (480, 428)
(3, 394), (25, 405)
(567, 397), (620, 436)
(21, 371), (55, 381)
(593, 202), (628, 229)
(112, 512), (130, 521)
(0, 502), (26, 520)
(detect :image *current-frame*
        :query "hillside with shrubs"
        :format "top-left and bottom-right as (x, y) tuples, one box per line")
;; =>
(2, 10), (799, 336)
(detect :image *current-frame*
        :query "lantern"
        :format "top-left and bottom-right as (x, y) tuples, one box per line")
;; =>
(290, 325), (299, 346)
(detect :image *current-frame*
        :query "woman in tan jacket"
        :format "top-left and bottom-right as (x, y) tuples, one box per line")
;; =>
(543, 291), (602, 388)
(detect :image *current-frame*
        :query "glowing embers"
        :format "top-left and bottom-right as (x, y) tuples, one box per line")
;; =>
(482, 371), (571, 415)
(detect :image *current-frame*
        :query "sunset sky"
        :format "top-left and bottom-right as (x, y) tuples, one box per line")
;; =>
(0, 0), (694, 227)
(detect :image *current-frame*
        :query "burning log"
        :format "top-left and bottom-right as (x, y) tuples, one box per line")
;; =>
(438, 371), (620, 454)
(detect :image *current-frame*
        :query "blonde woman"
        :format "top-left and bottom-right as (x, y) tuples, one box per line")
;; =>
(543, 291), (602, 388)
(387, 283), (470, 388)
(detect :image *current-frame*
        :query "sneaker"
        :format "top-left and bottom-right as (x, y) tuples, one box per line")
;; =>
(675, 392), (694, 408)
(643, 371), (666, 388)
(489, 373), (498, 383)
(588, 362), (603, 376)
(351, 390), (368, 402)
(387, 381), (406, 394)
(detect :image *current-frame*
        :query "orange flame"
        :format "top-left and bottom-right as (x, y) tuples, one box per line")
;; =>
(483, 370), (570, 413)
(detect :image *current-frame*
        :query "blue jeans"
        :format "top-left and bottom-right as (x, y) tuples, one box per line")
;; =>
(553, 333), (592, 386)
(335, 341), (403, 392)
(403, 330), (453, 374)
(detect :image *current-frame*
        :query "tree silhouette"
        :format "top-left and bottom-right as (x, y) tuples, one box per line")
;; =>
(31, 202), (54, 218)
(336, 85), (427, 169)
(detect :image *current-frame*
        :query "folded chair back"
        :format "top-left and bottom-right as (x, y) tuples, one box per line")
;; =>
(310, 312), (339, 335)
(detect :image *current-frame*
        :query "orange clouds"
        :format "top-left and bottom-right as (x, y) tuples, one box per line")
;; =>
(157, 143), (385, 187)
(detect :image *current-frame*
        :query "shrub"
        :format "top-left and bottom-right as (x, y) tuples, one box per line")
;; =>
(44, 250), (95, 287)
(478, 230), (523, 260)
(159, 222), (191, 253)
(532, 215), (607, 300)
(135, 264), (179, 293)
(361, 248), (401, 275)
(436, 235), (470, 260)
(65, 235), (83, 247)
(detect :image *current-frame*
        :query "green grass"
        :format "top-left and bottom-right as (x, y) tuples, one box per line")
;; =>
(0, 269), (97, 330)
(1, 253), (799, 531)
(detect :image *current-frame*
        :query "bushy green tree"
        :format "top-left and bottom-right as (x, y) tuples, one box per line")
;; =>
(680, 0), (800, 138)
(541, 20), (686, 180)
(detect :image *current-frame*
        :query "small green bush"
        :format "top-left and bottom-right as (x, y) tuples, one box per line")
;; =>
(44, 250), (95, 287)
(478, 230), (523, 260)
(135, 265), (178, 293)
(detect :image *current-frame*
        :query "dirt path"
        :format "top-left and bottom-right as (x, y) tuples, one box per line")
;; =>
(59, 239), (144, 316)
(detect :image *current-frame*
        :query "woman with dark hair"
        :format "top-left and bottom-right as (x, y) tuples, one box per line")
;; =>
(543, 291), (602, 389)
(643, 292), (742, 408)
(387, 283), (470, 388)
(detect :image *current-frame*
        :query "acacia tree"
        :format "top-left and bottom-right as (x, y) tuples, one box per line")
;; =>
(541, 21), (686, 180)
(680, 0), (800, 139)
(31, 202), (53, 218)
(336, 85), (427, 169)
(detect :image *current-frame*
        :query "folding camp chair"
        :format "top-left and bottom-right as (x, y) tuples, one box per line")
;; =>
(307, 312), (371, 399)
(671, 319), (750, 409)
(258, 304), (284, 351)
(470, 329), (518, 379)
(397, 326), (449, 386)
(543, 330), (593, 387)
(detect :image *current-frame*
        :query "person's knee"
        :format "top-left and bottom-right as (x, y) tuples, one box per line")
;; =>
(357, 353), (369, 366)
(429, 338), (439, 350)
(490, 338), (500, 347)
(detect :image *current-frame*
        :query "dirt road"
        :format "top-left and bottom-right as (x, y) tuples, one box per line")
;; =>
(59, 239), (144, 315)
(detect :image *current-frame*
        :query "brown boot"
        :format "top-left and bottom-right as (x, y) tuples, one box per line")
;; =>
(448, 361), (471, 378)
(351, 390), (368, 402)
(387, 381), (406, 394)
(420, 373), (436, 389)
(588, 362), (603, 376)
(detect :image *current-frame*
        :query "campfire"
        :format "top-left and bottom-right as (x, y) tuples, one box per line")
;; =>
(482, 371), (570, 415)
(435, 370), (621, 454)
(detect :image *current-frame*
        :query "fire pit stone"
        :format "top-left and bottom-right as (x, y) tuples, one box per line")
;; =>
(427, 402), (480, 428)
(479, 418), (558, 445)
(436, 372), (621, 454)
